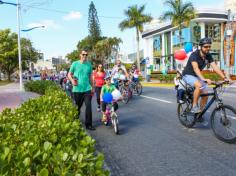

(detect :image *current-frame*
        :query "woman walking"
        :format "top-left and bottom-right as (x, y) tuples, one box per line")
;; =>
(93, 64), (106, 112)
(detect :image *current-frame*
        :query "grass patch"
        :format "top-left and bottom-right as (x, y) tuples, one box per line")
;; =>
(0, 80), (12, 86)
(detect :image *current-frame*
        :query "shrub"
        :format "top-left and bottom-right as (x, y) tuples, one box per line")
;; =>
(24, 80), (60, 95)
(203, 73), (221, 82)
(0, 81), (109, 176)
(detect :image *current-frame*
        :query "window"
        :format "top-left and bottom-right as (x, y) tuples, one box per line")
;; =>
(153, 35), (162, 57)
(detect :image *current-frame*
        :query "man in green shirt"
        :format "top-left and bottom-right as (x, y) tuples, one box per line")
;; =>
(68, 49), (95, 130)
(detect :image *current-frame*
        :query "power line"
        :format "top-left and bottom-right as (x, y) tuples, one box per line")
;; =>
(20, 4), (123, 20)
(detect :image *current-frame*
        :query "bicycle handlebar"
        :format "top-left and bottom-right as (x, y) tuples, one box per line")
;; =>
(210, 81), (232, 88)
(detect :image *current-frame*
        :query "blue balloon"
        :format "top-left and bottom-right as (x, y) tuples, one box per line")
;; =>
(184, 43), (193, 53)
(103, 93), (113, 103)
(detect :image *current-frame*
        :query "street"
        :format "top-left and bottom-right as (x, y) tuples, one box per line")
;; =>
(80, 86), (236, 176)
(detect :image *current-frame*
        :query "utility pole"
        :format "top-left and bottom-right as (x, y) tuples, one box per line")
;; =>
(16, 0), (23, 91)
(226, 9), (233, 78)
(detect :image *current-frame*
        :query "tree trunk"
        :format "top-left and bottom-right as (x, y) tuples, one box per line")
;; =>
(178, 25), (182, 47)
(136, 28), (141, 71)
(7, 72), (11, 81)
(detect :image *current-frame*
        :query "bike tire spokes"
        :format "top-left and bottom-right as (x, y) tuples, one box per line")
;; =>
(211, 105), (236, 143)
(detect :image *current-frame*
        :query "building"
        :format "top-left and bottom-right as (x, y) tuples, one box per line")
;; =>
(225, 0), (236, 12)
(142, 9), (236, 75)
(33, 59), (55, 73)
(52, 56), (66, 66)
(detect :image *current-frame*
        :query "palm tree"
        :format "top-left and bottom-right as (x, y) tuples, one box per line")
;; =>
(94, 37), (122, 65)
(160, 0), (196, 46)
(119, 5), (153, 70)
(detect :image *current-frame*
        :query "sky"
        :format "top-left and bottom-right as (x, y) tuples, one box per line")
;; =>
(0, 0), (225, 60)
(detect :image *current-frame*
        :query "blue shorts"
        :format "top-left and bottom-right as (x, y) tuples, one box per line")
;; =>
(183, 75), (207, 90)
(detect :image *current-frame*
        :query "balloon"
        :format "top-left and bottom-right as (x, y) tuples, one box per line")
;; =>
(184, 43), (193, 53)
(174, 50), (187, 61)
(111, 89), (122, 100)
(102, 93), (113, 103)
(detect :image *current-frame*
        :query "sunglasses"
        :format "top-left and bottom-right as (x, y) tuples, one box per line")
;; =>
(98, 66), (103, 68)
(82, 53), (88, 56)
(203, 45), (211, 49)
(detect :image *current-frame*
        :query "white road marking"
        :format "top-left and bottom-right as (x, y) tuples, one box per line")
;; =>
(140, 95), (173, 104)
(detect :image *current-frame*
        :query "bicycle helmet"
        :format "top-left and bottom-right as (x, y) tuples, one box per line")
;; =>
(199, 37), (212, 46)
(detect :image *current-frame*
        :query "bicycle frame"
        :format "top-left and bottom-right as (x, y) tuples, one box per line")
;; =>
(197, 86), (223, 118)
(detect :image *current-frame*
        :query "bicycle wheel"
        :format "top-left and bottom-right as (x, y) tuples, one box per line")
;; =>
(113, 117), (119, 134)
(136, 82), (143, 95)
(177, 101), (196, 128)
(211, 105), (236, 143)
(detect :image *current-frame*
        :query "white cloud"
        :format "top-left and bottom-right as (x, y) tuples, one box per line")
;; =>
(27, 20), (60, 30)
(63, 11), (82, 21)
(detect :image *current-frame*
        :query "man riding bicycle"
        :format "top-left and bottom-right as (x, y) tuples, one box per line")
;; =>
(111, 59), (129, 78)
(182, 37), (229, 114)
(111, 59), (129, 88)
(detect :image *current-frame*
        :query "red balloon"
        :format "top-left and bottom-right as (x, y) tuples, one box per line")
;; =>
(174, 50), (187, 60)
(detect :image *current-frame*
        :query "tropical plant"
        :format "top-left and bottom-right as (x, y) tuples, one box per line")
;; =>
(119, 4), (152, 71)
(94, 37), (122, 65)
(160, 0), (196, 45)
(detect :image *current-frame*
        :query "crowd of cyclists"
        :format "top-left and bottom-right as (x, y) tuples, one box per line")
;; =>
(58, 37), (233, 136)
(60, 50), (141, 130)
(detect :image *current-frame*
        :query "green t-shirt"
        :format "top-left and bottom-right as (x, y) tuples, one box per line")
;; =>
(69, 60), (92, 92)
(101, 84), (116, 94)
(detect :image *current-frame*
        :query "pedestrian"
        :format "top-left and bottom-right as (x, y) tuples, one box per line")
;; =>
(93, 64), (106, 112)
(68, 49), (95, 130)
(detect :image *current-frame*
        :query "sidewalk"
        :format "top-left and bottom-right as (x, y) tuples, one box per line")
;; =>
(0, 83), (39, 112)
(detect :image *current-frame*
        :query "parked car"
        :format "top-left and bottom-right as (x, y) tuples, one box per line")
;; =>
(32, 74), (41, 81)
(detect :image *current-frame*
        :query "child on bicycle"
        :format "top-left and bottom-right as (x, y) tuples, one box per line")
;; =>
(129, 64), (140, 83)
(174, 72), (185, 104)
(112, 68), (127, 89)
(100, 74), (119, 122)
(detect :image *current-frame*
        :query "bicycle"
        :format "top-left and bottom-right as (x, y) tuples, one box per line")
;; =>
(103, 102), (119, 134)
(177, 80), (236, 143)
(118, 80), (132, 104)
(129, 79), (143, 96)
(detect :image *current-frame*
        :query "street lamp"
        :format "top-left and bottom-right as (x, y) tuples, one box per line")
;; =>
(21, 25), (45, 32)
(0, 0), (23, 91)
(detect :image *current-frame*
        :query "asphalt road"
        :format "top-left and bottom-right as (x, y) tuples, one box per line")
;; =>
(79, 86), (236, 176)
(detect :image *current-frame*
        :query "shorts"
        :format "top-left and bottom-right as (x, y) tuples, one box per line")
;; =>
(183, 75), (207, 90)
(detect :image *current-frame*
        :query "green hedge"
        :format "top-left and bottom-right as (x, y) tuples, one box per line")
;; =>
(24, 80), (61, 95)
(151, 73), (221, 83)
(0, 81), (109, 176)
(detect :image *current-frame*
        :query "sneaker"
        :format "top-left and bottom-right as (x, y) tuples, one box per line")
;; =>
(179, 100), (184, 104)
(191, 106), (201, 114)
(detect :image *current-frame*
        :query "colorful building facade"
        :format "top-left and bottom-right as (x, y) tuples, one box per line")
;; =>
(142, 9), (236, 75)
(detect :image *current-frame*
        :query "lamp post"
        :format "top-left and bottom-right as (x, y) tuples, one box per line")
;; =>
(21, 25), (45, 32)
(0, 0), (23, 90)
